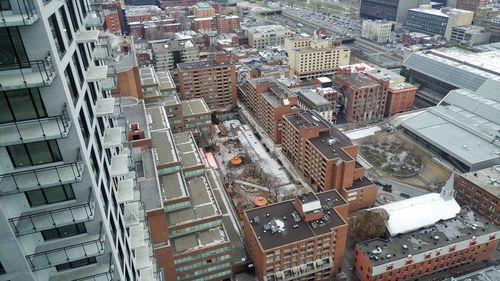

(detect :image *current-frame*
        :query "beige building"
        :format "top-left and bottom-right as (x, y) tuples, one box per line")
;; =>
(286, 37), (351, 80)
(246, 25), (292, 49)
(151, 39), (199, 73)
(407, 5), (474, 39)
(361, 20), (396, 43)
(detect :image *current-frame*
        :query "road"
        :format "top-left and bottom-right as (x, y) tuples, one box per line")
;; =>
(374, 178), (429, 198)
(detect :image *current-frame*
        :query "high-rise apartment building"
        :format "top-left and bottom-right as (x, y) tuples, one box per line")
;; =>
(0, 1), (158, 280)
(238, 77), (298, 144)
(177, 59), (237, 111)
(334, 70), (389, 123)
(359, 0), (429, 23)
(246, 25), (291, 49)
(281, 110), (377, 211)
(285, 37), (351, 80)
(243, 191), (349, 281)
(152, 40), (199, 73)
(406, 6), (474, 39)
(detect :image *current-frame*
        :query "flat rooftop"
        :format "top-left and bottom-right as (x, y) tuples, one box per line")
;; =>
(139, 66), (158, 86)
(357, 208), (499, 267)
(348, 177), (373, 190)
(246, 24), (288, 34)
(336, 73), (381, 88)
(159, 172), (186, 201)
(409, 7), (474, 17)
(297, 89), (331, 106)
(151, 130), (179, 166)
(171, 226), (227, 254)
(177, 59), (232, 71)
(151, 39), (196, 54)
(461, 165), (500, 199)
(245, 190), (347, 250)
(308, 131), (354, 161)
(181, 98), (211, 116)
(173, 132), (204, 168)
(285, 109), (333, 131)
(146, 107), (169, 131)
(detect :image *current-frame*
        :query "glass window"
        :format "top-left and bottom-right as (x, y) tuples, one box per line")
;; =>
(66, 0), (80, 31)
(85, 92), (94, 120)
(7, 144), (31, 167)
(25, 184), (75, 206)
(48, 14), (65, 58)
(41, 222), (87, 241)
(59, 7), (73, 43)
(0, 27), (28, 66)
(78, 43), (89, 70)
(26, 141), (54, 165)
(55, 257), (97, 272)
(7, 140), (62, 167)
(0, 261), (5, 275)
(79, 110), (90, 145)
(72, 54), (84, 86)
(65, 65), (79, 105)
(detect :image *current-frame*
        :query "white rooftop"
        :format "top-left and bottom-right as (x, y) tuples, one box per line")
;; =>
(374, 193), (461, 237)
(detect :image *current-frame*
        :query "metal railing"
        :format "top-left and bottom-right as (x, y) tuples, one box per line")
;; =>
(0, 0), (37, 26)
(0, 52), (54, 89)
(26, 222), (106, 271)
(0, 148), (84, 194)
(73, 254), (114, 281)
(85, 7), (104, 27)
(9, 189), (95, 236)
(0, 103), (71, 144)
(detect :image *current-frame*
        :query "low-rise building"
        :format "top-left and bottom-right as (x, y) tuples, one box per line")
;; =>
(192, 2), (216, 17)
(455, 166), (500, 226)
(296, 88), (336, 122)
(177, 59), (237, 111)
(406, 5), (474, 39)
(281, 110), (377, 211)
(243, 191), (349, 281)
(361, 20), (396, 43)
(246, 25), (291, 49)
(354, 189), (500, 281)
(238, 77), (298, 144)
(334, 70), (389, 123)
(450, 25), (491, 46)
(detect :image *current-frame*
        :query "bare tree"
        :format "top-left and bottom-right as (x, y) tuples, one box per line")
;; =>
(350, 209), (389, 242)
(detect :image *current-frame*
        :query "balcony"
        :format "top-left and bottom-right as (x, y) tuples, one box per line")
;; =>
(0, 54), (55, 91)
(96, 97), (120, 117)
(100, 76), (116, 91)
(110, 151), (132, 177)
(103, 127), (124, 149)
(87, 65), (108, 82)
(130, 222), (150, 249)
(75, 30), (99, 44)
(26, 224), (106, 271)
(272, 257), (333, 281)
(9, 190), (95, 236)
(0, 0), (38, 27)
(124, 201), (145, 227)
(0, 104), (71, 146)
(94, 36), (112, 61)
(85, 9), (104, 28)
(0, 149), (84, 195)
(117, 179), (140, 203)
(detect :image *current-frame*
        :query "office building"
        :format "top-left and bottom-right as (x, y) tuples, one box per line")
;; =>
(450, 25), (491, 46)
(354, 188), (500, 281)
(192, 2), (216, 17)
(0, 0), (158, 280)
(359, 0), (429, 23)
(246, 25), (291, 49)
(455, 166), (500, 226)
(243, 191), (349, 281)
(456, 0), (488, 11)
(121, 103), (233, 281)
(401, 86), (500, 172)
(361, 20), (396, 43)
(334, 70), (389, 123)
(238, 77), (298, 144)
(366, 69), (417, 117)
(406, 6), (474, 39)
(281, 110), (377, 211)
(151, 39), (199, 73)
(401, 44), (500, 97)
(286, 38), (351, 80)
(296, 88), (336, 122)
(177, 59), (237, 111)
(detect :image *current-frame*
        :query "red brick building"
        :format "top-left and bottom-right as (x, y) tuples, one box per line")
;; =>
(243, 191), (349, 281)
(177, 59), (237, 112)
(455, 166), (500, 226)
(216, 15), (240, 33)
(160, 0), (200, 8)
(281, 110), (377, 211)
(335, 70), (389, 123)
(238, 77), (298, 144)
(355, 206), (499, 281)
(366, 71), (416, 117)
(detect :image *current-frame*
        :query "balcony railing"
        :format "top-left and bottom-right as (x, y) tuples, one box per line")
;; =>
(0, 148), (84, 195)
(94, 35), (113, 61)
(9, 189), (95, 236)
(0, 53), (55, 90)
(26, 223), (106, 271)
(0, 0), (38, 27)
(74, 270), (113, 281)
(0, 103), (71, 146)
(85, 8), (104, 28)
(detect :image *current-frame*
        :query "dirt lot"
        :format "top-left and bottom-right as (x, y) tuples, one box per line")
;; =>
(358, 129), (451, 190)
